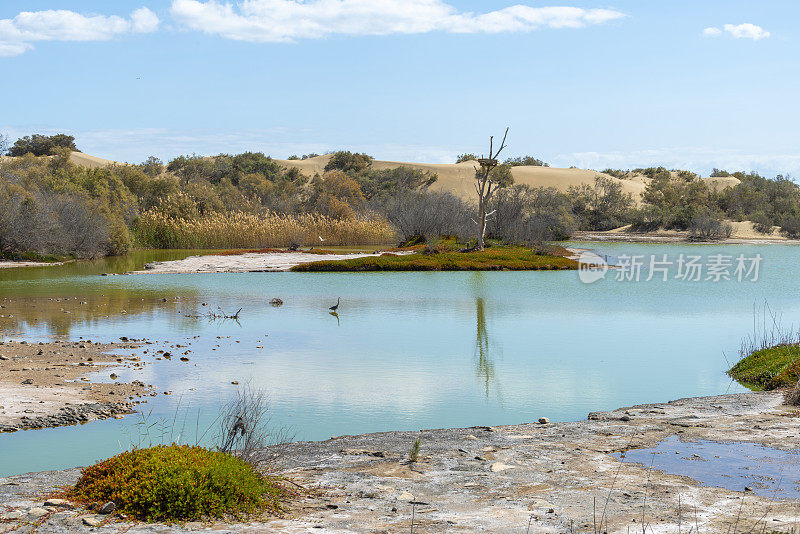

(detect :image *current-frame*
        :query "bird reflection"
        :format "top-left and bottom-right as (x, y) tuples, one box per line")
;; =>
(329, 311), (339, 325)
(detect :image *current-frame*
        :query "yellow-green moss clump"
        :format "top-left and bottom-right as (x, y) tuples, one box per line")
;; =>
(728, 345), (800, 390)
(67, 445), (287, 522)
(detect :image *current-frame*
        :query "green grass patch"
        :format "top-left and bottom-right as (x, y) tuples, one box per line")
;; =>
(0, 250), (66, 263)
(727, 344), (800, 390)
(291, 246), (579, 272)
(66, 445), (288, 522)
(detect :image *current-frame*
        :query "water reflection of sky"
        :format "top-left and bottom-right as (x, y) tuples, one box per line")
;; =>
(619, 436), (800, 500)
(2, 243), (800, 475)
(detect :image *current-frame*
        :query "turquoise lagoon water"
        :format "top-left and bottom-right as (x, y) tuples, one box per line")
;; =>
(0, 242), (797, 475)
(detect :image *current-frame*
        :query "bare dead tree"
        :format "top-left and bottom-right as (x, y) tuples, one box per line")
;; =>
(473, 128), (513, 250)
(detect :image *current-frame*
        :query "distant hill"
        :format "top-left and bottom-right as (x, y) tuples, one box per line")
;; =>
(45, 151), (740, 203)
(273, 154), (740, 203)
(274, 154), (646, 198)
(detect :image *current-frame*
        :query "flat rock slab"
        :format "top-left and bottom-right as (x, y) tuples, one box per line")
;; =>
(1, 391), (798, 533)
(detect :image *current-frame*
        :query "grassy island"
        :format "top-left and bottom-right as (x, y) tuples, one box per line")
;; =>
(728, 344), (800, 390)
(291, 242), (579, 272)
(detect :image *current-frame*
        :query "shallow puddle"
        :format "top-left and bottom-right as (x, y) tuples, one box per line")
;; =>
(617, 435), (800, 499)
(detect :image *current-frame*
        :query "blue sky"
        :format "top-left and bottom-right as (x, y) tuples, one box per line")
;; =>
(1, 1), (797, 176)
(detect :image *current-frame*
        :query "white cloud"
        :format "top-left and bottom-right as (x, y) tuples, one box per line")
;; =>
(131, 7), (161, 34)
(170, 0), (626, 42)
(703, 23), (770, 41)
(0, 7), (160, 57)
(555, 147), (800, 178)
(724, 23), (770, 40)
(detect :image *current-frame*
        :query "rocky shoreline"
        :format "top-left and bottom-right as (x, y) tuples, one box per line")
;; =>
(0, 340), (152, 432)
(1, 391), (799, 533)
(0, 401), (136, 433)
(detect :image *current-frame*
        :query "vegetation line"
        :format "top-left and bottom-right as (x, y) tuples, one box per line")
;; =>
(3, 132), (800, 261)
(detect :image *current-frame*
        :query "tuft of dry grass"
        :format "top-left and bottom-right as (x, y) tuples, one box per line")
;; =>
(729, 304), (800, 391)
(134, 210), (396, 249)
(785, 385), (800, 406)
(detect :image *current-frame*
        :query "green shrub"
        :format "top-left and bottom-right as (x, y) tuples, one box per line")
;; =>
(567, 176), (634, 231)
(629, 206), (663, 232)
(324, 151), (373, 175)
(503, 155), (549, 167)
(489, 185), (575, 244)
(688, 208), (732, 240)
(780, 213), (800, 238)
(751, 212), (774, 234)
(136, 156), (164, 177)
(67, 445), (287, 522)
(107, 219), (133, 255)
(409, 436), (421, 462)
(728, 345), (800, 390)
(639, 171), (711, 230)
(455, 153), (478, 163)
(0, 155), (137, 258)
(7, 133), (78, 156)
(601, 168), (627, 179)
(356, 166), (437, 200)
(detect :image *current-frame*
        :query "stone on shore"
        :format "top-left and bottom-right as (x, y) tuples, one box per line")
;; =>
(82, 515), (103, 526)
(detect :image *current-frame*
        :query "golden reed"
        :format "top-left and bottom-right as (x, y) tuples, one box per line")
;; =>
(134, 210), (397, 249)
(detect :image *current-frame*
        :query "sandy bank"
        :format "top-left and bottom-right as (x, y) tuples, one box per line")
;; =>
(0, 261), (62, 269)
(0, 340), (152, 432)
(133, 250), (410, 274)
(1, 391), (798, 532)
(575, 222), (800, 245)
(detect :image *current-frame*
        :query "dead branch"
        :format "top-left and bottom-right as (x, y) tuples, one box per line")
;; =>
(187, 307), (242, 322)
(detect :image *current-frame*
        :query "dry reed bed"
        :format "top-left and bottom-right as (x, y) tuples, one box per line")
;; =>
(134, 211), (397, 249)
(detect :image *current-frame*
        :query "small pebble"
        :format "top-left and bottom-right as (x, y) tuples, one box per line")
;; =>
(97, 501), (116, 514)
(82, 515), (102, 527)
(27, 507), (49, 519)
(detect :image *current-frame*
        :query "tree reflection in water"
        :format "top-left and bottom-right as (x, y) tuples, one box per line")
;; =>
(473, 297), (503, 402)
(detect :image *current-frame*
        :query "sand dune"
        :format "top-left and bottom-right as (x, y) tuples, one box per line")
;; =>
(274, 155), (650, 200)
(727, 220), (785, 240)
(1, 152), (122, 168)
(703, 175), (741, 190)
(581, 220), (787, 242)
(68, 152), (123, 168)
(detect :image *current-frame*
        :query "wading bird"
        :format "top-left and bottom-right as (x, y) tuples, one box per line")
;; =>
(329, 297), (340, 312)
